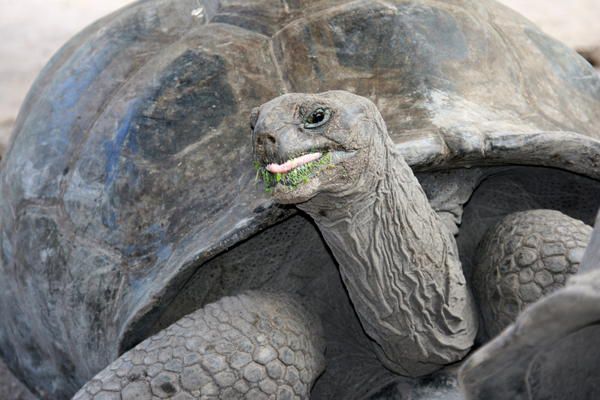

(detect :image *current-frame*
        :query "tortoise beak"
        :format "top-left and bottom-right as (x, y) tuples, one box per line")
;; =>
(254, 125), (335, 165)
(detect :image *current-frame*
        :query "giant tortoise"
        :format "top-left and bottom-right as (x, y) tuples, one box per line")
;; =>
(0, 0), (599, 399)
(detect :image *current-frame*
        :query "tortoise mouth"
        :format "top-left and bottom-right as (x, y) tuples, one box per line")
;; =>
(255, 150), (354, 191)
(266, 152), (324, 174)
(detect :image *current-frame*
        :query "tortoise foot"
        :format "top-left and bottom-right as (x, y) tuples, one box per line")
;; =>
(472, 209), (592, 340)
(72, 291), (325, 400)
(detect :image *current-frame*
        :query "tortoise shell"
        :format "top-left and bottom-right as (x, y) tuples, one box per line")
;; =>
(0, 0), (598, 397)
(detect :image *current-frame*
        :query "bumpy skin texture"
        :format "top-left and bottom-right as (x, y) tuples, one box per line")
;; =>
(460, 212), (600, 400)
(473, 209), (592, 340)
(72, 292), (325, 400)
(253, 91), (478, 376)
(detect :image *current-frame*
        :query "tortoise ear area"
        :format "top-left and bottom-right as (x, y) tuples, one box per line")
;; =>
(250, 107), (260, 131)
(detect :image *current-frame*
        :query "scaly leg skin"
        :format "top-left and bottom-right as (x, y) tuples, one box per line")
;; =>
(460, 212), (600, 400)
(472, 209), (592, 340)
(72, 291), (325, 400)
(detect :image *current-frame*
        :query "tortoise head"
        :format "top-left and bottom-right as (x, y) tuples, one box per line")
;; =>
(252, 91), (389, 204)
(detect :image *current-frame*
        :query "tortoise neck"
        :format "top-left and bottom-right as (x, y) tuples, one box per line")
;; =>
(299, 144), (477, 376)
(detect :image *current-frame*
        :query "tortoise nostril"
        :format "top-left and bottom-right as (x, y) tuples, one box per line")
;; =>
(258, 133), (277, 146)
(265, 134), (276, 144)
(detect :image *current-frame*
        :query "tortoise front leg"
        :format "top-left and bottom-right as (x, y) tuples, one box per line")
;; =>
(72, 292), (325, 400)
(460, 212), (600, 400)
(472, 209), (592, 340)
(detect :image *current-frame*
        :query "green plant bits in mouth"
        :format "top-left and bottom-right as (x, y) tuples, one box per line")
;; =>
(255, 152), (333, 191)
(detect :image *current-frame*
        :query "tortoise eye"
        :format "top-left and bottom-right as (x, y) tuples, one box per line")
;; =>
(304, 107), (331, 129)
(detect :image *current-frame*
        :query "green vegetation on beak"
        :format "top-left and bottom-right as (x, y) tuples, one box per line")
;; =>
(254, 152), (333, 192)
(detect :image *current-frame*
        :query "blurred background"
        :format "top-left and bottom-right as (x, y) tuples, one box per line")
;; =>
(0, 0), (598, 398)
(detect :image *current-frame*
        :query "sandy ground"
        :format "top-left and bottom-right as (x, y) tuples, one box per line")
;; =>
(0, 0), (598, 398)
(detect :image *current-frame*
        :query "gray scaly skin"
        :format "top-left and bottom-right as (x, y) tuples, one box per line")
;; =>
(460, 211), (600, 400)
(473, 209), (592, 341)
(252, 91), (478, 376)
(72, 292), (325, 399)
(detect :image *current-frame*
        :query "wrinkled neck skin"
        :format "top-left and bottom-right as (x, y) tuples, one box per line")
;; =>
(299, 137), (478, 376)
